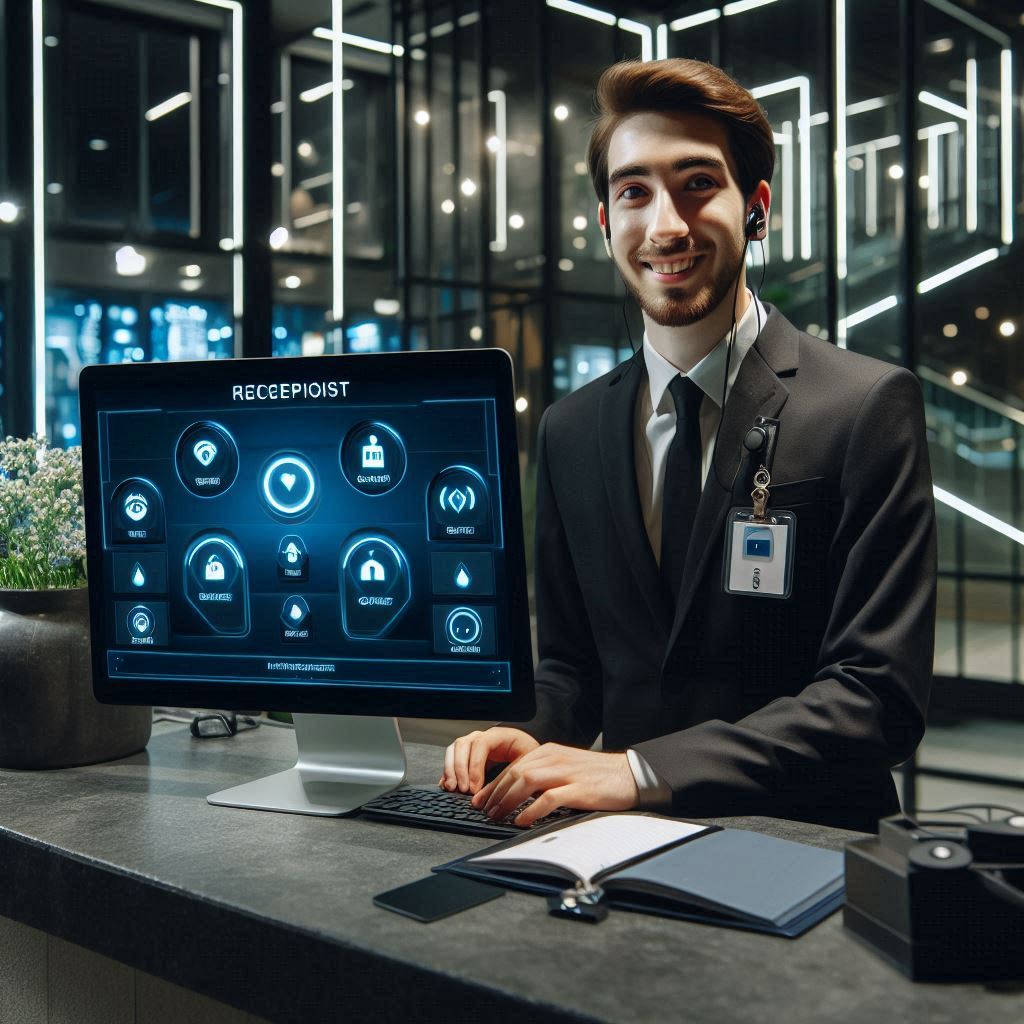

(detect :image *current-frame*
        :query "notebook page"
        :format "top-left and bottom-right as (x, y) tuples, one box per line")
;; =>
(470, 815), (709, 884)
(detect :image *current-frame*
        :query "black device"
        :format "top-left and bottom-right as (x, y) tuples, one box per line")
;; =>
(843, 811), (1024, 981)
(373, 873), (504, 923)
(360, 785), (584, 838)
(744, 201), (766, 240)
(79, 348), (535, 817)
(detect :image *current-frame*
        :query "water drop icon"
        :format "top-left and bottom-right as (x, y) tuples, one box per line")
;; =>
(131, 563), (146, 587)
(455, 565), (471, 589)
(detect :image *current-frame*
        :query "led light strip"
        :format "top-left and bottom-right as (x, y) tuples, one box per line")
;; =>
(488, 90), (507, 253)
(545, 2), (652, 61)
(750, 77), (812, 261)
(1001, 49), (1013, 245)
(933, 486), (1024, 548)
(837, 294), (897, 347)
(916, 248), (998, 294)
(332, 0), (344, 322)
(780, 120), (794, 262)
(966, 58), (977, 233)
(835, 0), (846, 280)
(723, 0), (780, 13)
(32, 0), (45, 434)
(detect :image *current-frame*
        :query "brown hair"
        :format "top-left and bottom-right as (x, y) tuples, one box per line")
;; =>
(587, 59), (775, 209)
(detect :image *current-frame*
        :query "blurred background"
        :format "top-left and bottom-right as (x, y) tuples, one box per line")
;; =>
(0, 0), (1021, 807)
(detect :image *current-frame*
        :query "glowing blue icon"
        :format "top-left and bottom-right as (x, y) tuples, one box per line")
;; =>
(359, 552), (386, 583)
(204, 555), (226, 581)
(440, 485), (476, 515)
(193, 439), (218, 466)
(284, 542), (301, 564)
(743, 526), (774, 560)
(361, 435), (385, 469)
(131, 563), (146, 587)
(455, 564), (471, 589)
(124, 492), (149, 522)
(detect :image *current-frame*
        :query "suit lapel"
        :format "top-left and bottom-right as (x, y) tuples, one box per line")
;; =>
(664, 311), (798, 658)
(598, 353), (672, 634)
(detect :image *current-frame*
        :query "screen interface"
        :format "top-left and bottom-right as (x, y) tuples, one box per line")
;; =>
(80, 350), (531, 717)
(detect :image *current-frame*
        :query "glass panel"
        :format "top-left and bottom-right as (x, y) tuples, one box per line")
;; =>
(963, 580), (1014, 682)
(934, 575), (958, 677)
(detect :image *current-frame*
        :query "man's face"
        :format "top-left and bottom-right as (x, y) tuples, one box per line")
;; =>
(601, 110), (750, 328)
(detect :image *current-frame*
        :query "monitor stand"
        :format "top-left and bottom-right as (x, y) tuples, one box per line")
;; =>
(206, 713), (407, 816)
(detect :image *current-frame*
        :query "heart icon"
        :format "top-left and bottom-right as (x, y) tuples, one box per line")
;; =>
(281, 472), (297, 491)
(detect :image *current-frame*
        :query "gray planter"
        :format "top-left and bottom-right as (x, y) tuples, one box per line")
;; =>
(0, 587), (151, 769)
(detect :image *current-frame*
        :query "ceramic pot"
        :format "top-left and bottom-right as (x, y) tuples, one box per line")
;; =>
(0, 587), (151, 768)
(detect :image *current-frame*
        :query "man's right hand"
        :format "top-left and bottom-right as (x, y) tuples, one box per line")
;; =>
(440, 727), (540, 794)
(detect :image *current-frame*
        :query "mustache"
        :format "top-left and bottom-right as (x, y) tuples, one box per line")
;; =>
(634, 240), (699, 261)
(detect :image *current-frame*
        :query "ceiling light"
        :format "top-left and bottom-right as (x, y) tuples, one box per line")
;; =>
(89, 138), (109, 152)
(975, 306), (990, 320)
(269, 226), (289, 250)
(469, 326), (483, 342)
(887, 165), (904, 180)
(414, 109), (430, 126)
(297, 141), (314, 159)
(114, 245), (146, 277)
(441, 199), (455, 215)
(572, 215), (587, 231)
(508, 213), (524, 229)
(144, 92), (191, 122)
(271, 162), (284, 177)
(219, 237), (235, 251)
(460, 178), (477, 197)
(373, 298), (401, 316)
(558, 258), (574, 271)
(942, 323), (958, 338)
(283, 275), (301, 290)
(486, 136), (500, 153)
(950, 369), (968, 386)
(999, 320), (1017, 337)
(515, 397), (528, 413)
(46, 182), (63, 194)
(180, 264), (202, 278)
(553, 104), (569, 121)
(0, 201), (18, 223)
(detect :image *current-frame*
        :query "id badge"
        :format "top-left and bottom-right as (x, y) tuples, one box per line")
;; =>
(723, 508), (797, 599)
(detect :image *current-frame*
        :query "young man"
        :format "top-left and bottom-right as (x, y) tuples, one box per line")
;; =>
(440, 59), (936, 833)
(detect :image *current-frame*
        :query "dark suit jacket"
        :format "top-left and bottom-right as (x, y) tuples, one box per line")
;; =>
(520, 306), (936, 833)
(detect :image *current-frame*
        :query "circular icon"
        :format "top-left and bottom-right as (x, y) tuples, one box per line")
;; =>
(259, 452), (319, 519)
(111, 478), (165, 541)
(428, 466), (492, 541)
(175, 422), (239, 497)
(445, 607), (482, 646)
(127, 605), (155, 639)
(340, 421), (407, 495)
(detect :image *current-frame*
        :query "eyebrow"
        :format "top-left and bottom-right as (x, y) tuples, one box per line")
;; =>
(608, 156), (727, 190)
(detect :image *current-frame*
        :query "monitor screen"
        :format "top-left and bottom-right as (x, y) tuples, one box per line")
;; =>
(79, 348), (534, 724)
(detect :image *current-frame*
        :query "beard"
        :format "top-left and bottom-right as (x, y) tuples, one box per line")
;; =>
(621, 234), (745, 328)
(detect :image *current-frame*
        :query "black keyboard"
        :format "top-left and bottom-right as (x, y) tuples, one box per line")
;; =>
(359, 786), (584, 838)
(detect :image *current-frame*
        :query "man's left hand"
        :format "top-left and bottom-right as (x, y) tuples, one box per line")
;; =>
(471, 744), (639, 826)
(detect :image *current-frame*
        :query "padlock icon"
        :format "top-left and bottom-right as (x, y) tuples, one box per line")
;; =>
(204, 554), (226, 582)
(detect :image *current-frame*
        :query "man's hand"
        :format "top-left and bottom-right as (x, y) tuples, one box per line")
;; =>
(440, 727), (540, 794)
(472, 744), (640, 827)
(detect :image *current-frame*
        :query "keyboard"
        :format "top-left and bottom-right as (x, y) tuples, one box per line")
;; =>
(359, 786), (584, 838)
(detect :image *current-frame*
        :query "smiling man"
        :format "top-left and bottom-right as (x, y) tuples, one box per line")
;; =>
(441, 59), (936, 833)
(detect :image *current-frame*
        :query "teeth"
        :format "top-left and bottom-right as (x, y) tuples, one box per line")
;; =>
(650, 258), (696, 274)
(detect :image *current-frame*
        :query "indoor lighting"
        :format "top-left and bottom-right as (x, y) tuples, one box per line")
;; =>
(558, 258), (574, 271)
(508, 213), (524, 229)
(269, 226), (289, 249)
(414, 109), (430, 126)
(573, 236), (586, 249)
(917, 249), (998, 294)
(144, 91), (191, 122)
(950, 370), (968, 387)
(441, 199), (455, 215)
(297, 141), (314, 159)
(299, 81), (333, 104)
(942, 324), (958, 338)
(469, 326), (483, 342)
(887, 165), (904, 180)
(373, 299), (400, 316)
(114, 245), (146, 277)
(0, 201), (18, 223)
(180, 264), (202, 278)
(999, 320), (1017, 338)
(486, 135), (500, 153)
(89, 138), (108, 151)
(219, 237), (235, 251)
(460, 178), (477, 197)
(975, 306), (990, 320)
(515, 397), (529, 413)
(283, 275), (301, 289)
(572, 215), (587, 230)
(553, 104), (570, 121)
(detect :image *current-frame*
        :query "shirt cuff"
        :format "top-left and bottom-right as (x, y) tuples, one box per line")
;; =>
(625, 748), (673, 810)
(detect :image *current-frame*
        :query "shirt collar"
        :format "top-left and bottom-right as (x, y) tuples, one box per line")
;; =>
(643, 292), (766, 415)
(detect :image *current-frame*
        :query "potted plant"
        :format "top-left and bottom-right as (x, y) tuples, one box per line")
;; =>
(0, 434), (151, 768)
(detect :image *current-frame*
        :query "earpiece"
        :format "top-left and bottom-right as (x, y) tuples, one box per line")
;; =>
(603, 230), (613, 259)
(744, 202), (767, 241)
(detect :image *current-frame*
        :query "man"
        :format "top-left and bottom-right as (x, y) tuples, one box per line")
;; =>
(440, 59), (936, 833)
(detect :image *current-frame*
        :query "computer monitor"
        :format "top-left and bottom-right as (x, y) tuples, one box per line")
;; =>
(79, 348), (534, 815)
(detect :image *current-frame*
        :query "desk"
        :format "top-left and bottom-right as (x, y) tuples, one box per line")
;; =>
(1, 721), (1022, 1023)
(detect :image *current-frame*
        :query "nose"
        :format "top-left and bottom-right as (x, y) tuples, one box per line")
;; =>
(648, 190), (690, 247)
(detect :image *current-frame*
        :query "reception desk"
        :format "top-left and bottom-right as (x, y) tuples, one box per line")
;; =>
(1, 721), (1022, 1023)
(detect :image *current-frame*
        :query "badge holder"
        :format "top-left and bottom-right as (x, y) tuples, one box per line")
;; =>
(723, 466), (796, 599)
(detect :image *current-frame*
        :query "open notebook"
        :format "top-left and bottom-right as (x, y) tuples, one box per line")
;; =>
(434, 813), (845, 937)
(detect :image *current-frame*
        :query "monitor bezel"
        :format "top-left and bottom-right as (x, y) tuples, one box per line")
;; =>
(79, 348), (535, 721)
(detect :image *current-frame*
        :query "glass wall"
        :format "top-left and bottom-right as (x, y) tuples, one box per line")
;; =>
(0, 0), (1022, 716)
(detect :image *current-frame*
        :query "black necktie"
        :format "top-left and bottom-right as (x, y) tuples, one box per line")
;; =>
(660, 375), (704, 603)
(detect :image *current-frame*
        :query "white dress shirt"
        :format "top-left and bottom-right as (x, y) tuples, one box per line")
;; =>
(625, 292), (766, 806)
